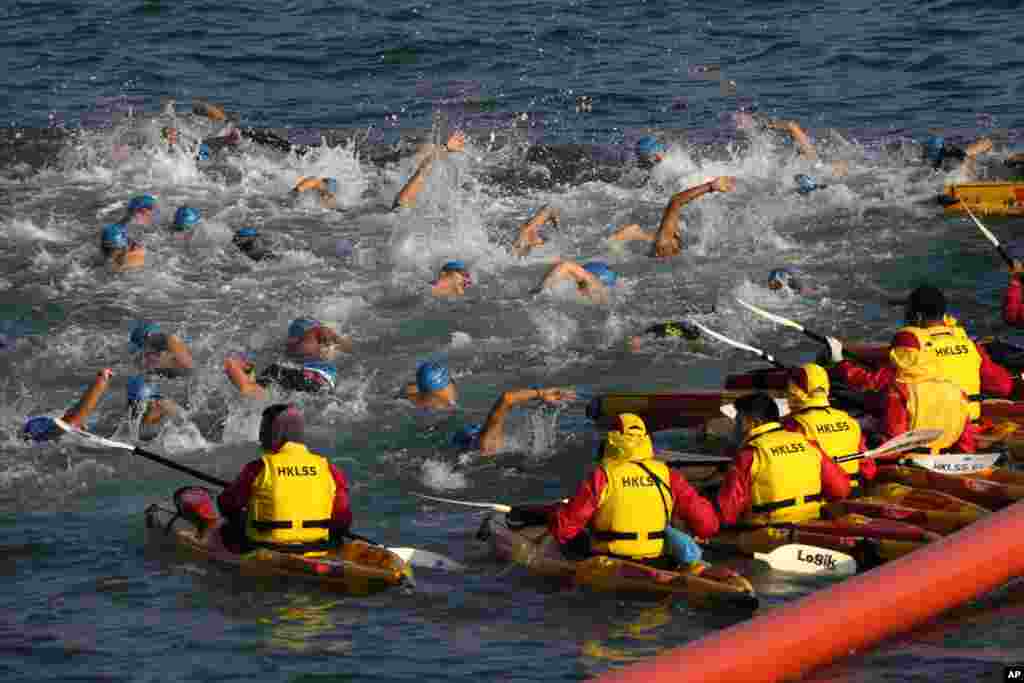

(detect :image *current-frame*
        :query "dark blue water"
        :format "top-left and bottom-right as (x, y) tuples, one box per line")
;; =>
(3, 1), (1024, 681)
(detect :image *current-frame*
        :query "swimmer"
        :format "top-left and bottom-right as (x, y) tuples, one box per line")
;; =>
(767, 268), (804, 294)
(101, 223), (145, 272)
(224, 355), (338, 400)
(286, 317), (353, 361)
(451, 386), (577, 456)
(538, 259), (616, 304)
(392, 131), (466, 209)
(126, 375), (182, 442)
(794, 173), (828, 195)
(130, 321), (194, 376)
(403, 361), (458, 410)
(22, 369), (113, 443)
(922, 134), (992, 180)
(627, 320), (701, 352)
(173, 207), (201, 239)
(608, 176), (736, 257)
(292, 176), (338, 209)
(635, 135), (666, 170)
(232, 227), (278, 262)
(124, 194), (160, 226)
(512, 205), (560, 257)
(432, 260), (473, 298)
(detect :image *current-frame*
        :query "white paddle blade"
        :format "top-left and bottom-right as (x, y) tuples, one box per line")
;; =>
(735, 298), (805, 332)
(689, 320), (765, 357)
(53, 419), (135, 451)
(720, 398), (789, 421)
(837, 429), (944, 463)
(390, 547), (465, 571)
(961, 203), (1002, 248)
(909, 452), (1002, 474)
(414, 493), (512, 513)
(754, 544), (858, 576)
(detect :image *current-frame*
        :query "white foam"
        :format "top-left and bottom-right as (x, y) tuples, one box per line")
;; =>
(419, 458), (468, 491)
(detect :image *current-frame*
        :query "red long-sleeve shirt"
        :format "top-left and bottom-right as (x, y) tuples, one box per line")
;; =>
(781, 416), (876, 481)
(217, 458), (352, 531)
(1004, 277), (1024, 327)
(550, 466), (719, 543)
(715, 444), (851, 526)
(880, 383), (977, 453)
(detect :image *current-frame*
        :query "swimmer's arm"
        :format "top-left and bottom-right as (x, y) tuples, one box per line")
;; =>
(167, 334), (193, 370)
(395, 132), (466, 209)
(479, 387), (576, 456)
(403, 383), (420, 400)
(767, 119), (818, 160)
(513, 205), (559, 256)
(224, 357), (268, 399)
(62, 369), (113, 428)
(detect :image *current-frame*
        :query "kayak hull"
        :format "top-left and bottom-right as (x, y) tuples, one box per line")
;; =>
(941, 182), (1024, 216)
(875, 465), (1024, 510)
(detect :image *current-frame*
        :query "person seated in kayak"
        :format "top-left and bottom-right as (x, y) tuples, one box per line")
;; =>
(130, 321), (194, 377)
(232, 227), (278, 262)
(537, 259), (616, 304)
(767, 267), (804, 294)
(217, 403), (352, 552)
(22, 368), (113, 443)
(286, 317), (353, 361)
(627, 320), (701, 352)
(124, 194), (160, 226)
(547, 413), (719, 565)
(877, 329), (974, 454)
(512, 205), (560, 257)
(781, 364), (875, 488)
(101, 223), (145, 272)
(126, 375), (182, 441)
(292, 176), (338, 209)
(450, 386), (576, 456)
(828, 284), (1015, 419)
(432, 260), (473, 298)
(224, 355), (337, 399)
(403, 361), (457, 410)
(172, 207), (201, 240)
(716, 392), (851, 527)
(607, 176), (736, 257)
(392, 131), (466, 210)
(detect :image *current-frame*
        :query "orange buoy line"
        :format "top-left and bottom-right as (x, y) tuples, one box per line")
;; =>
(593, 500), (1024, 683)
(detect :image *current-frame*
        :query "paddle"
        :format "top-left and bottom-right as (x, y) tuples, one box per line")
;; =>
(687, 320), (787, 369)
(959, 200), (1013, 267)
(753, 543), (858, 576)
(835, 428), (943, 465)
(54, 419), (463, 571)
(734, 298), (868, 364)
(658, 451), (733, 468)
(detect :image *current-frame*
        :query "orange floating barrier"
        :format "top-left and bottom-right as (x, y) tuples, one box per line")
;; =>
(593, 500), (1024, 683)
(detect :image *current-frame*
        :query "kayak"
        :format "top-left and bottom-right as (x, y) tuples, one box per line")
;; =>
(478, 512), (758, 609)
(875, 465), (1024, 510)
(836, 482), (992, 534)
(144, 487), (410, 595)
(940, 182), (1024, 216)
(587, 390), (757, 432)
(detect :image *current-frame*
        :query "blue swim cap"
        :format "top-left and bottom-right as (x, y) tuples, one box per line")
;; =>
(174, 207), (201, 230)
(768, 268), (802, 293)
(127, 375), (160, 402)
(196, 143), (210, 161)
(235, 227), (258, 239)
(583, 261), (618, 288)
(127, 194), (157, 211)
(23, 416), (58, 443)
(101, 223), (129, 249)
(451, 423), (483, 450)
(441, 260), (467, 273)
(416, 362), (450, 393)
(324, 177), (338, 194)
(794, 174), (818, 194)
(925, 135), (945, 164)
(303, 361), (337, 390)
(636, 135), (665, 157)
(287, 317), (321, 339)
(129, 320), (161, 351)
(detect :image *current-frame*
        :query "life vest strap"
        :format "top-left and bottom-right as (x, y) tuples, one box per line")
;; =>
(751, 492), (824, 514)
(250, 518), (336, 531)
(592, 530), (666, 541)
(248, 538), (343, 554)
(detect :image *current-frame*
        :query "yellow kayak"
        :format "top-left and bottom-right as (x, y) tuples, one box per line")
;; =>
(940, 182), (1024, 216)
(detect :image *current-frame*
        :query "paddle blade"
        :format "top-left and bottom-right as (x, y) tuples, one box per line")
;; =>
(961, 202), (1002, 248)
(415, 493), (512, 513)
(754, 544), (858, 576)
(53, 419), (135, 451)
(836, 429), (944, 463)
(390, 547), (466, 572)
(908, 452), (1003, 474)
(735, 298), (805, 332)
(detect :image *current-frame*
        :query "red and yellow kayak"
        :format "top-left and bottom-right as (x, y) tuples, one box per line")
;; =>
(875, 465), (1024, 510)
(940, 182), (1024, 217)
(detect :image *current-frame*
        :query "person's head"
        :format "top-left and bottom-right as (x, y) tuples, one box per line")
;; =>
(323, 177), (338, 195)
(126, 374), (162, 422)
(287, 317), (321, 340)
(786, 363), (831, 410)
(416, 361), (451, 395)
(888, 329), (939, 381)
(129, 321), (161, 352)
(101, 223), (129, 256)
(302, 361), (338, 392)
(733, 392), (781, 435)
(794, 173), (820, 195)
(127, 195), (159, 225)
(259, 403), (305, 452)
(600, 413), (654, 462)
(22, 415), (58, 443)
(767, 268), (802, 294)
(905, 284), (946, 326)
(173, 207), (201, 233)
(636, 135), (666, 168)
(437, 260), (472, 290)
(924, 135), (945, 167)
(196, 143), (210, 161)
(233, 227), (259, 249)
(582, 261), (618, 288)
(451, 422), (483, 451)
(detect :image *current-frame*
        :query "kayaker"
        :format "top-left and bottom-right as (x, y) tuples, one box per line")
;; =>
(403, 361), (457, 410)
(781, 364), (874, 488)
(286, 317), (353, 361)
(130, 321), (194, 377)
(828, 284), (1016, 419)
(224, 355), (337, 399)
(450, 386), (576, 456)
(22, 368), (113, 443)
(547, 413), (720, 565)
(126, 375), (182, 441)
(217, 403), (352, 552)
(537, 259), (615, 304)
(101, 223), (145, 272)
(716, 392), (851, 527)
(292, 176), (338, 209)
(392, 131), (466, 209)
(876, 329), (974, 453)
(432, 260), (472, 298)
(232, 227), (278, 262)
(512, 205), (560, 257)
(607, 176), (737, 257)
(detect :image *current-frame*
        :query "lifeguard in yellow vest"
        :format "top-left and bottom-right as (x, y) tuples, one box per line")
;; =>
(217, 404), (352, 551)
(549, 413), (719, 561)
(781, 363), (875, 487)
(879, 330), (974, 454)
(717, 393), (851, 527)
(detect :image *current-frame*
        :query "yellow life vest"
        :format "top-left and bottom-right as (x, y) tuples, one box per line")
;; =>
(790, 406), (863, 481)
(898, 323), (982, 419)
(745, 422), (825, 525)
(246, 442), (337, 548)
(591, 457), (673, 560)
(899, 378), (970, 453)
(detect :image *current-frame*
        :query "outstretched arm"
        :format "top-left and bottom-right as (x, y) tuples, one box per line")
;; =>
(167, 334), (193, 370)
(62, 368), (113, 427)
(538, 260), (609, 303)
(513, 205), (559, 256)
(767, 119), (818, 160)
(393, 132), (465, 209)
(224, 357), (269, 400)
(479, 387), (576, 456)
(652, 176), (735, 257)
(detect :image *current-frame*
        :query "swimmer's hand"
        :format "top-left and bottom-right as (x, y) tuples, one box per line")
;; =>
(445, 131), (465, 153)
